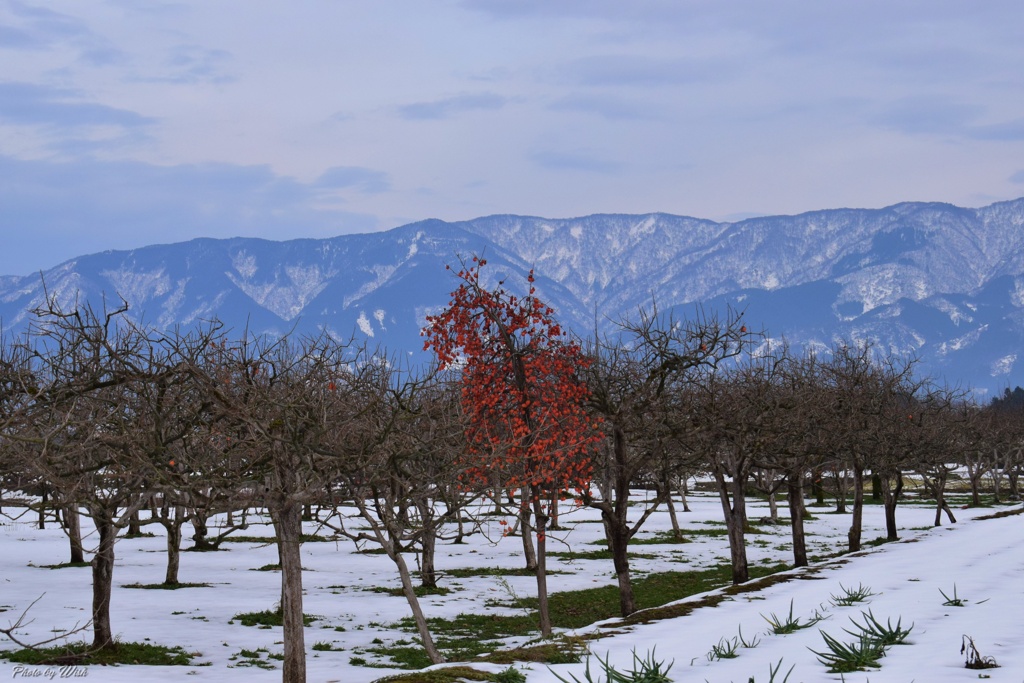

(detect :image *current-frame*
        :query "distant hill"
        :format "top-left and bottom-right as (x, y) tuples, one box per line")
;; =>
(3, 198), (1024, 396)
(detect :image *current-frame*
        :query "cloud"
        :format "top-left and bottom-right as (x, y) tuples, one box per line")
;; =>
(2, 0), (125, 63)
(556, 55), (733, 88)
(0, 156), (382, 276)
(869, 96), (985, 136)
(6, 1), (93, 41)
(970, 119), (1024, 142)
(315, 166), (391, 194)
(0, 23), (43, 49)
(0, 81), (155, 128)
(547, 94), (658, 121)
(871, 96), (1024, 142)
(129, 44), (235, 84)
(530, 149), (623, 174)
(1010, 170), (1024, 184)
(397, 92), (508, 120)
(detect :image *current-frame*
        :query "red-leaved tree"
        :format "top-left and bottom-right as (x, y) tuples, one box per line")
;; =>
(422, 257), (599, 636)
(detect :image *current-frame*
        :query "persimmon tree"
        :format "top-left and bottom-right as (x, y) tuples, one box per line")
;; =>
(582, 304), (750, 615)
(422, 257), (600, 637)
(9, 300), (160, 651)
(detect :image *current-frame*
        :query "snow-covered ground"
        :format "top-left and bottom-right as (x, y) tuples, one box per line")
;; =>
(1, 490), (1021, 682)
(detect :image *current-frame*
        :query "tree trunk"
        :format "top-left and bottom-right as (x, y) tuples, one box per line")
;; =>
(967, 456), (984, 506)
(393, 539), (445, 664)
(990, 455), (1003, 504)
(605, 515), (636, 616)
(531, 489), (552, 637)
(871, 473), (882, 501)
(128, 508), (141, 536)
(454, 508), (466, 545)
(1008, 465), (1021, 501)
(273, 503), (307, 683)
(766, 489), (779, 522)
(786, 473), (808, 567)
(38, 489), (47, 530)
(969, 475), (982, 506)
(811, 470), (825, 506)
(191, 512), (212, 550)
(881, 473), (903, 541)
(517, 500), (537, 572)
(66, 506), (85, 564)
(714, 469), (749, 584)
(848, 465), (864, 552)
(833, 467), (848, 513)
(419, 519), (438, 589)
(90, 511), (116, 650)
(678, 476), (691, 513)
(164, 505), (184, 585)
(936, 496), (957, 526)
(665, 489), (682, 540)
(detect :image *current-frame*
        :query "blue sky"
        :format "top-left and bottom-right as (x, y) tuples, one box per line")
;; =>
(1, 0), (1023, 276)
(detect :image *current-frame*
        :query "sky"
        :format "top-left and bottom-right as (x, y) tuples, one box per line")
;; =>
(2, 1), (1024, 276)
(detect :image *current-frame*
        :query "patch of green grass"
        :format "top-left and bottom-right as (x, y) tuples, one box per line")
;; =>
(312, 641), (344, 652)
(621, 562), (794, 625)
(123, 582), (212, 589)
(230, 608), (317, 627)
(230, 647), (276, 670)
(548, 549), (657, 561)
(363, 644), (434, 670)
(864, 536), (894, 547)
(250, 563), (281, 571)
(369, 665), (502, 682)
(391, 612), (536, 661)
(223, 534), (342, 544)
(481, 639), (586, 665)
(120, 531), (157, 539)
(366, 585), (452, 597)
(977, 504), (1024, 520)
(440, 567), (544, 578)
(32, 561), (91, 569)
(0, 641), (193, 666)
(392, 561), (794, 664)
(617, 531), (692, 545)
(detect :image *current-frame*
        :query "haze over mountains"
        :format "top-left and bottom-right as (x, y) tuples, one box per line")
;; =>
(3, 198), (1024, 396)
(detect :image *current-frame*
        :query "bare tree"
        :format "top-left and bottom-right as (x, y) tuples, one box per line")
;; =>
(321, 363), (466, 665)
(581, 304), (749, 614)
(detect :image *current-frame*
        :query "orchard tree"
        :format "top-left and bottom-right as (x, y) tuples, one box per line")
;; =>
(582, 304), (749, 615)
(422, 257), (600, 637)
(13, 301), (159, 651)
(321, 363), (468, 665)
(193, 332), (362, 683)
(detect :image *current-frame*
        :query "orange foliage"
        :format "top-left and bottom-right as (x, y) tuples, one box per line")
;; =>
(422, 258), (599, 494)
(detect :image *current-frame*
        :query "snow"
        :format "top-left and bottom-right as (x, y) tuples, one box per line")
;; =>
(1, 493), (1021, 682)
(100, 267), (172, 303)
(343, 265), (398, 308)
(937, 325), (987, 356)
(231, 251), (258, 280)
(227, 263), (333, 321)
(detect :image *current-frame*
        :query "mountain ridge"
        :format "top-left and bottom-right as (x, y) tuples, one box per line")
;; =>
(3, 197), (1024, 395)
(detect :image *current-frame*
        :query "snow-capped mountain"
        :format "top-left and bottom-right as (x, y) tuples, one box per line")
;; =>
(2, 198), (1024, 396)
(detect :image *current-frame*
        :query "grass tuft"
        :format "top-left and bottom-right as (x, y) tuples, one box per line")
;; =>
(231, 608), (317, 627)
(123, 582), (212, 590)
(0, 641), (193, 666)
